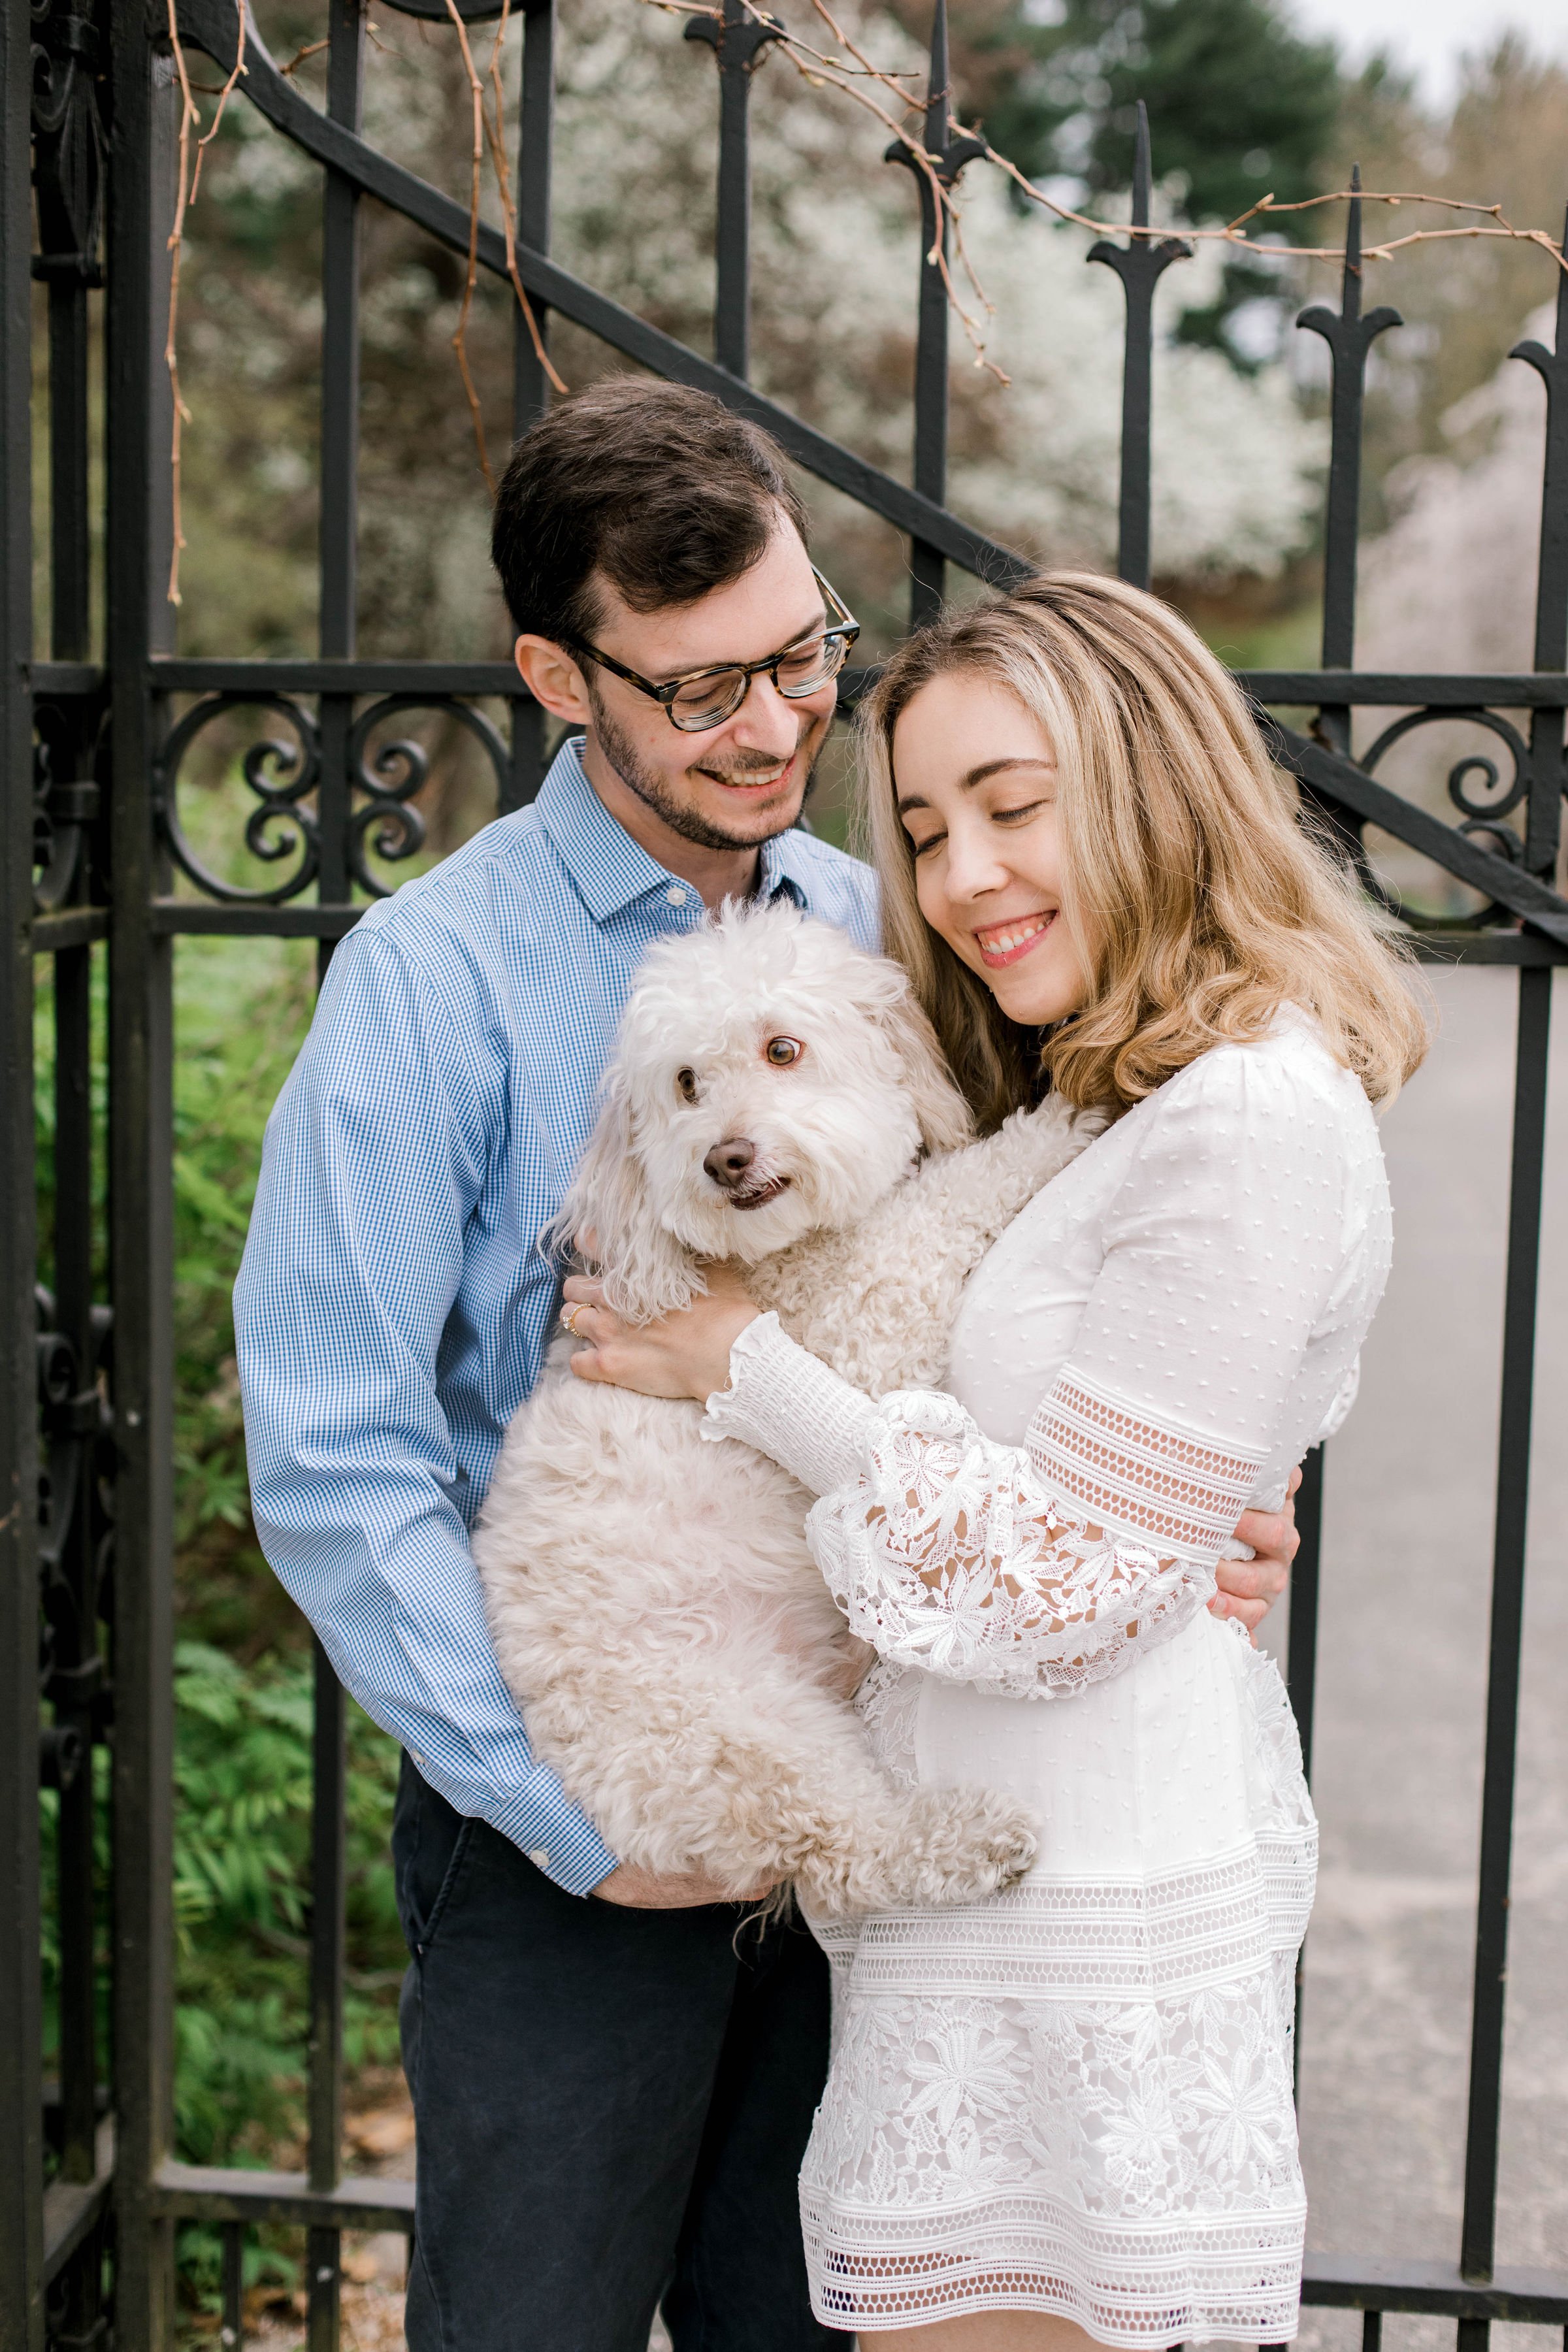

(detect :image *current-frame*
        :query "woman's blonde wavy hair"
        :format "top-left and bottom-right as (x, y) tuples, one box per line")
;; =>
(856, 571), (1431, 1130)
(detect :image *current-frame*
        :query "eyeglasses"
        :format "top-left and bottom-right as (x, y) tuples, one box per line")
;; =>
(563, 568), (860, 734)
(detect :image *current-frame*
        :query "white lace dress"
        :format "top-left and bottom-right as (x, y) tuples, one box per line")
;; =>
(702, 1020), (1393, 2344)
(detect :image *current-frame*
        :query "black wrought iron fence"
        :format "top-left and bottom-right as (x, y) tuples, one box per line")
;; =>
(3, 1), (1566, 2349)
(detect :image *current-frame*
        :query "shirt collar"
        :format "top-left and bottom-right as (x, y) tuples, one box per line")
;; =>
(535, 735), (816, 923)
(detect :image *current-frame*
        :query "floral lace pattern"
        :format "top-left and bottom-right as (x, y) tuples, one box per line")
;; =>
(855, 1657), (922, 1789)
(800, 1953), (1307, 2340)
(808, 1379), (1262, 1701)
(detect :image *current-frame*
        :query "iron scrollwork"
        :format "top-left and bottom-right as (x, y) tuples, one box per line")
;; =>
(348, 694), (510, 896)
(36, 1285), (115, 1791)
(33, 725), (101, 913)
(155, 692), (323, 903)
(1358, 705), (1531, 925)
(31, 0), (108, 281)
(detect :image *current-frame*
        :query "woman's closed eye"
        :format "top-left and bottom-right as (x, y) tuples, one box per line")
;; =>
(906, 800), (1047, 857)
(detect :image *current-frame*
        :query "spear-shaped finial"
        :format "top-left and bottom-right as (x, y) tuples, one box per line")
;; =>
(1509, 201), (1568, 690)
(1131, 98), (1152, 235)
(886, 0), (983, 185)
(925, 0), (951, 154)
(1342, 161), (1364, 320)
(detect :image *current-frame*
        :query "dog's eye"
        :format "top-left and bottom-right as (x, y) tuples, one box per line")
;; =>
(676, 1067), (698, 1103)
(764, 1036), (804, 1068)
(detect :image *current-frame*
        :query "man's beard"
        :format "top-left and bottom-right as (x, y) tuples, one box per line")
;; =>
(589, 686), (820, 854)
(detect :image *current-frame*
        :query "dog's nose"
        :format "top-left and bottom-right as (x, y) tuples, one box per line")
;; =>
(703, 1137), (758, 1190)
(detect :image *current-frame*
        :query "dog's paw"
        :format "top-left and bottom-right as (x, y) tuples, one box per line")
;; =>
(938, 1795), (1039, 1904)
(798, 1788), (1037, 1918)
(900, 1788), (1038, 1908)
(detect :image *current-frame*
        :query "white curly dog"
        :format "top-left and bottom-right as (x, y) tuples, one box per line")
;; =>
(474, 899), (1098, 1916)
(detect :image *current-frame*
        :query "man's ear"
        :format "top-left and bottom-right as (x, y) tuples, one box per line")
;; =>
(514, 634), (593, 726)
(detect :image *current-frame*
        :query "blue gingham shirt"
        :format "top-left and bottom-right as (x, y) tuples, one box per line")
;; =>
(235, 738), (879, 1895)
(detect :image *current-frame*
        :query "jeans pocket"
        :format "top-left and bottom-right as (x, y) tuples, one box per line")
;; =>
(393, 1758), (478, 1957)
(414, 1820), (476, 1954)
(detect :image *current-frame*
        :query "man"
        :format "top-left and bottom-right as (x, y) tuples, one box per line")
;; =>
(235, 378), (1294, 2352)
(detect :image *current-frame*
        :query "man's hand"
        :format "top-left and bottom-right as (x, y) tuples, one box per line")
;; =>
(1211, 1465), (1301, 1638)
(592, 1862), (777, 1908)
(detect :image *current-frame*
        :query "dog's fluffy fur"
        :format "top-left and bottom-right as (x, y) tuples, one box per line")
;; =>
(474, 902), (1098, 1914)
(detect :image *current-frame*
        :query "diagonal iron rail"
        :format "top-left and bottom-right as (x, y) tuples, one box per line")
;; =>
(176, 0), (1034, 593)
(1266, 721), (1568, 947)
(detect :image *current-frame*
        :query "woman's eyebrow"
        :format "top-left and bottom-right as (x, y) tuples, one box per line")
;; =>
(959, 756), (1053, 789)
(898, 755), (1051, 813)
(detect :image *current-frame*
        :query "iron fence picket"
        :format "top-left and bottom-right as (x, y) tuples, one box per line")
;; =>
(513, 0), (556, 442)
(220, 2223), (243, 2352)
(506, 0), (556, 807)
(1088, 101), (1188, 593)
(1458, 960), (1553, 2311)
(8, 5), (1568, 2348)
(104, 21), (180, 2352)
(3, 0), (46, 2338)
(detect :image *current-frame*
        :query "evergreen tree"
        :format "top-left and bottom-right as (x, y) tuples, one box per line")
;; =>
(940, 0), (1341, 227)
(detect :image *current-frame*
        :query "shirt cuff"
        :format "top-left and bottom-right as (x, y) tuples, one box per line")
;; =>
(409, 1757), (619, 1898)
(701, 1311), (878, 1496)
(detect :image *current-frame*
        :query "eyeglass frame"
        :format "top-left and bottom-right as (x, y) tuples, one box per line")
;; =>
(559, 568), (860, 733)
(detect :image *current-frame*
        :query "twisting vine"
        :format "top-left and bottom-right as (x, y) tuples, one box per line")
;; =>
(163, 0), (249, 605)
(441, 0), (568, 494)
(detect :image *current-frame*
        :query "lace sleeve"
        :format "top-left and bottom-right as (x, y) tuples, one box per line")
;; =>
(805, 1371), (1265, 1698)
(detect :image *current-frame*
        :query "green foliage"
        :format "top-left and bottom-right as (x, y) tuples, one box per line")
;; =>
(167, 936), (318, 1651)
(37, 936), (408, 2194)
(958, 0), (1342, 224)
(172, 1641), (405, 2166)
(160, 938), (408, 2169)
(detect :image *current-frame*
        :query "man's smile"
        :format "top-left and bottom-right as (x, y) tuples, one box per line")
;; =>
(692, 747), (801, 796)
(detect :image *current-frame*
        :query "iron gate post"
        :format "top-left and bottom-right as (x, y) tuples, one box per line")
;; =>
(1, 0), (44, 2342)
(105, 18), (178, 2351)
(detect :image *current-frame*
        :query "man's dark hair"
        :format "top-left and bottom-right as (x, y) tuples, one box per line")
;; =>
(490, 378), (810, 645)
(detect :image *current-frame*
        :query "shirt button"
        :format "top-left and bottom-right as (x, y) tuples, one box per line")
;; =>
(527, 1849), (550, 1869)
(666, 885), (688, 906)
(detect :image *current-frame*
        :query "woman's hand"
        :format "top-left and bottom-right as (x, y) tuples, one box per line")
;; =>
(560, 1260), (761, 1403)
(1209, 1464), (1302, 1639)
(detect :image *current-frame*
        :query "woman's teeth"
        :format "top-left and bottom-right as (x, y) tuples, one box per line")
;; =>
(977, 914), (1054, 962)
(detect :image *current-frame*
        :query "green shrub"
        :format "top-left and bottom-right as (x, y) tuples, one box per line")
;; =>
(172, 1640), (405, 2166)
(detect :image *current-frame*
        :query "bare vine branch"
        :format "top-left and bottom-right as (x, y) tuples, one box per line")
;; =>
(189, 0), (248, 202)
(442, 0), (500, 493)
(482, 0), (570, 399)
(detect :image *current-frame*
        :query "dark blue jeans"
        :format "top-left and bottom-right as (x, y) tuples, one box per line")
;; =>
(393, 1756), (851, 2352)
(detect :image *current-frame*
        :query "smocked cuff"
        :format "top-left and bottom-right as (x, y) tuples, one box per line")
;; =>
(701, 1311), (878, 1496)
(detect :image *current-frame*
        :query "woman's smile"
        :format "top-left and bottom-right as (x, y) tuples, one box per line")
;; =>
(973, 909), (1057, 968)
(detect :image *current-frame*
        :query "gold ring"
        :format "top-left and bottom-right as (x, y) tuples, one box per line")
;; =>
(561, 1303), (585, 1338)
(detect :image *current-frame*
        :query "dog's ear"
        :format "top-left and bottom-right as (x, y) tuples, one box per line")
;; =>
(879, 987), (975, 1154)
(549, 1073), (703, 1325)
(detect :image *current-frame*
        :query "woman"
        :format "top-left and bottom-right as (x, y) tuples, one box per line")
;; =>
(561, 574), (1429, 2347)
